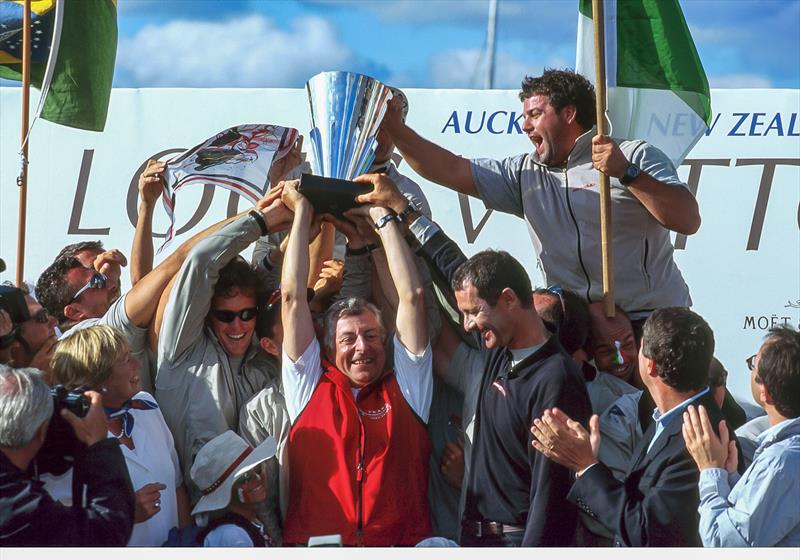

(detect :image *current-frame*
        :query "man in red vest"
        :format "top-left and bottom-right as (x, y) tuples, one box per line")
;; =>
(278, 178), (433, 546)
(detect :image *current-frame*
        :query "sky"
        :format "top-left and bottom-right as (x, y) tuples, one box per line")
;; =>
(107, 0), (799, 90)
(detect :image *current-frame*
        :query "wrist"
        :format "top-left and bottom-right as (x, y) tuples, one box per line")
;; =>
(388, 196), (410, 214)
(249, 209), (269, 236)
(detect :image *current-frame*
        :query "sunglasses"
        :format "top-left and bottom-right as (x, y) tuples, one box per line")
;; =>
(746, 353), (757, 371)
(546, 284), (565, 312)
(211, 307), (258, 323)
(29, 308), (50, 324)
(234, 464), (264, 486)
(69, 272), (107, 303)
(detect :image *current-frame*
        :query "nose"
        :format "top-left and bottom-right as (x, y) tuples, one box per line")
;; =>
(355, 334), (369, 352)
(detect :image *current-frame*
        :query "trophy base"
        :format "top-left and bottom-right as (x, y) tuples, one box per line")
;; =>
(298, 173), (372, 217)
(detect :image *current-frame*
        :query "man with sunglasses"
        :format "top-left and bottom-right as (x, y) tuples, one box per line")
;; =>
(0, 284), (58, 378)
(155, 192), (292, 504)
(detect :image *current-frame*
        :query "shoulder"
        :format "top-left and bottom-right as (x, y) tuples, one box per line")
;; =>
(203, 524), (254, 547)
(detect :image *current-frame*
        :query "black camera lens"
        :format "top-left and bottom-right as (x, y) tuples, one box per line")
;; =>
(50, 385), (90, 418)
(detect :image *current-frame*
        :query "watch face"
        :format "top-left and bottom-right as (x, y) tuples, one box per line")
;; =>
(622, 164), (640, 185)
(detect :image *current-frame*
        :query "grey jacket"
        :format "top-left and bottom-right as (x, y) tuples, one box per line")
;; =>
(155, 214), (281, 497)
(471, 128), (691, 319)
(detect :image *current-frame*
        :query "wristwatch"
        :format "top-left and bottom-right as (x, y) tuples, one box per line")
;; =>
(620, 163), (641, 186)
(397, 202), (422, 225)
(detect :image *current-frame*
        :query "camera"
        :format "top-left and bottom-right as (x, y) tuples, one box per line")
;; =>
(31, 386), (91, 477)
(50, 385), (91, 418)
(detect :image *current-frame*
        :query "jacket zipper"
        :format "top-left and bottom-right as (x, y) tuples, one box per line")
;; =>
(642, 239), (651, 289)
(355, 398), (366, 546)
(562, 167), (593, 301)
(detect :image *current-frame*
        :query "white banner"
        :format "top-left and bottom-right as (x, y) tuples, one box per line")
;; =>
(1, 87), (798, 405)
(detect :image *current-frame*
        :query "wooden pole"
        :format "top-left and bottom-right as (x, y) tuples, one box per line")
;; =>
(592, 0), (615, 318)
(16, 0), (32, 287)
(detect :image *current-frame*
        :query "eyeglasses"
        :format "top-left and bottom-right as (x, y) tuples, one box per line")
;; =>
(211, 307), (258, 323)
(69, 272), (107, 303)
(546, 284), (565, 312)
(235, 465), (263, 486)
(263, 289), (281, 313)
(29, 308), (50, 324)
(746, 354), (757, 371)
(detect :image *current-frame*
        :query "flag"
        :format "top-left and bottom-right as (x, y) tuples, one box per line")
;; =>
(576, 0), (711, 165)
(161, 124), (300, 249)
(0, 0), (117, 132)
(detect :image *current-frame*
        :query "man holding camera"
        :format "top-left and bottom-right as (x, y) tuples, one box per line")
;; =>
(0, 365), (135, 546)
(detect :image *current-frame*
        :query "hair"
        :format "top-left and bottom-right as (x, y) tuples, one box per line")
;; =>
(256, 301), (280, 339)
(586, 305), (632, 353)
(452, 250), (532, 309)
(51, 325), (128, 390)
(54, 240), (105, 263)
(757, 325), (800, 418)
(519, 68), (597, 130)
(641, 307), (714, 392)
(35, 256), (84, 326)
(213, 256), (268, 302)
(323, 297), (385, 352)
(707, 357), (728, 388)
(0, 365), (53, 448)
(533, 288), (589, 355)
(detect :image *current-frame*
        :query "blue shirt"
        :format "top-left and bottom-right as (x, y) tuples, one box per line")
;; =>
(647, 386), (710, 453)
(698, 416), (800, 547)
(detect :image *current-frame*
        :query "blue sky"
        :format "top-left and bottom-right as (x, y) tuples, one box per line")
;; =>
(107, 0), (799, 90)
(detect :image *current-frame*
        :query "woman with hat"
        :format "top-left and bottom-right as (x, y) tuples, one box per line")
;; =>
(52, 324), (190, 546)
(191, 430), (277, 547)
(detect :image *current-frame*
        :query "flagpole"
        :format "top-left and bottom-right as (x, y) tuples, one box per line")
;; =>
(16, 0), (32, 287)
(592, 0), (615, 318)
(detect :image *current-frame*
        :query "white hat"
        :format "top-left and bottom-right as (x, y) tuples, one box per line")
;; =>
(190, 431), (277, 516)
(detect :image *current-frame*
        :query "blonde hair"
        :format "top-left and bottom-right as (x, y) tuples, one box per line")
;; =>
(52, 325), (128, 389)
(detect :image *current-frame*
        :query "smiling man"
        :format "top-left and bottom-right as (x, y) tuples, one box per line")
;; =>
(279, 178), (433, 546)
(382, 68), (698, 324)
(155, 196), (292, 503)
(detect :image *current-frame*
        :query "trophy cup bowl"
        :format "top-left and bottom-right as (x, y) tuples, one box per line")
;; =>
(300, 71), (393, 216)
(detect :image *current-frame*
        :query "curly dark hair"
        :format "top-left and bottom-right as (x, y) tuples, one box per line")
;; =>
(757, 326), (800, 418)
(54, 240), (105, 263)
(519, 68), (596, 130)
(452, 250), (532, 310)
(641, 307), (714, 392)
(35, 257), (84, 327)
(213, 256), (268, 304)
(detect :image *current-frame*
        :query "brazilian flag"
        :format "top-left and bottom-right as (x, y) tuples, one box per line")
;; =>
(0, 0), (117, 132)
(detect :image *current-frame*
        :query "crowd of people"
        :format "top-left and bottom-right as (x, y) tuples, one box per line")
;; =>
(0, 69), (798, 548)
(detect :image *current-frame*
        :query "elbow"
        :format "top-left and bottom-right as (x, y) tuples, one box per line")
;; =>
(675, 210), (701, 236)
(401, 285), (426, 307)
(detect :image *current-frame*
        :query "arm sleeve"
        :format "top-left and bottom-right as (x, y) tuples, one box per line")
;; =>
(630, 142), (688, 189)
(281, 337), (324, 423)
(158, 214), (262, 365)
(698, 454), (800, 547)
(469, 154), (526, 217)
(392, 334), (433, 422)
(336, 252), (372, 302)
(101, 294), (148, 351)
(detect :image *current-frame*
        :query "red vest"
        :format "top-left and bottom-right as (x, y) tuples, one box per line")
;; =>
(283, 361), (432, 546)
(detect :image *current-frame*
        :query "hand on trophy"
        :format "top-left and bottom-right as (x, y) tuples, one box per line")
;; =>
(280, 179), (312, 213)
(381, 94), (406, 137)
(269, 135), (305, 187)
(354, 173), (408, 214)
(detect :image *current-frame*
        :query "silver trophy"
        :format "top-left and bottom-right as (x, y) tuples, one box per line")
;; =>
(300, 71), (393, 215)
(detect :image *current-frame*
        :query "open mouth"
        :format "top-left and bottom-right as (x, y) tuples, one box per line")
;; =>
(352, 358), (374, 366)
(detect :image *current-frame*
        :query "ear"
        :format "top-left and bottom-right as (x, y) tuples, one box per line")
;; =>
(259, 336), (280, 358)
(572, 348), (589, 364)
(643, 354), (658, 379)
(561, 104), (577, 124)
(760, 383), (774, 407)
(500, 287), (518, 309)
(63, 304), (83, 323)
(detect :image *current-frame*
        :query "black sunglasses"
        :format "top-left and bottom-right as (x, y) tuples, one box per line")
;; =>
(746, 354), (757, 371)
(69, 272), (107, 303)
(211, 307), (258, 323)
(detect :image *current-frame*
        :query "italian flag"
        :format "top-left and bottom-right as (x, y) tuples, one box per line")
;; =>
(576, 0), (711, 165)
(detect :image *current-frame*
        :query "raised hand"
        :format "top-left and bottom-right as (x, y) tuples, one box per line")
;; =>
(269, 134), (305, 187)
(138, 159), (167, 207)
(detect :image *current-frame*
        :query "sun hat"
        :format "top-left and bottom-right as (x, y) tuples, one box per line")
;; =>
(190, 431), (277, 516)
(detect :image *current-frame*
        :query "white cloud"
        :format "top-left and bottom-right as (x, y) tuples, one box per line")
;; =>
(117, 15), (352, 87)
(709, 74), (773, 88)
(428, 48), (552, 89)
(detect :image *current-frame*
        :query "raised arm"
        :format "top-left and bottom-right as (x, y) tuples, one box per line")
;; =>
(130, 159), (166, 286)
(280, 181), (316, 362)
(382, 95), (478, 198)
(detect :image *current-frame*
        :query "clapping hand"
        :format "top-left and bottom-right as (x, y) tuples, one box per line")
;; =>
(531, 408), (601, 473)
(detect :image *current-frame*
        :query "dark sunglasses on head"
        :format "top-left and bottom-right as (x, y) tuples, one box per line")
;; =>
(211, 307), (258, 323)
(69, 272), (107, 303)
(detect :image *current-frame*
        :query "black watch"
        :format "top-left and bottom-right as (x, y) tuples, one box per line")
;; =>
(620, 163), (641, 186)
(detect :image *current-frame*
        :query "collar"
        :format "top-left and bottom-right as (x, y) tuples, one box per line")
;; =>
(756, 416), (800, 449)
(651, 386), (710, 428)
